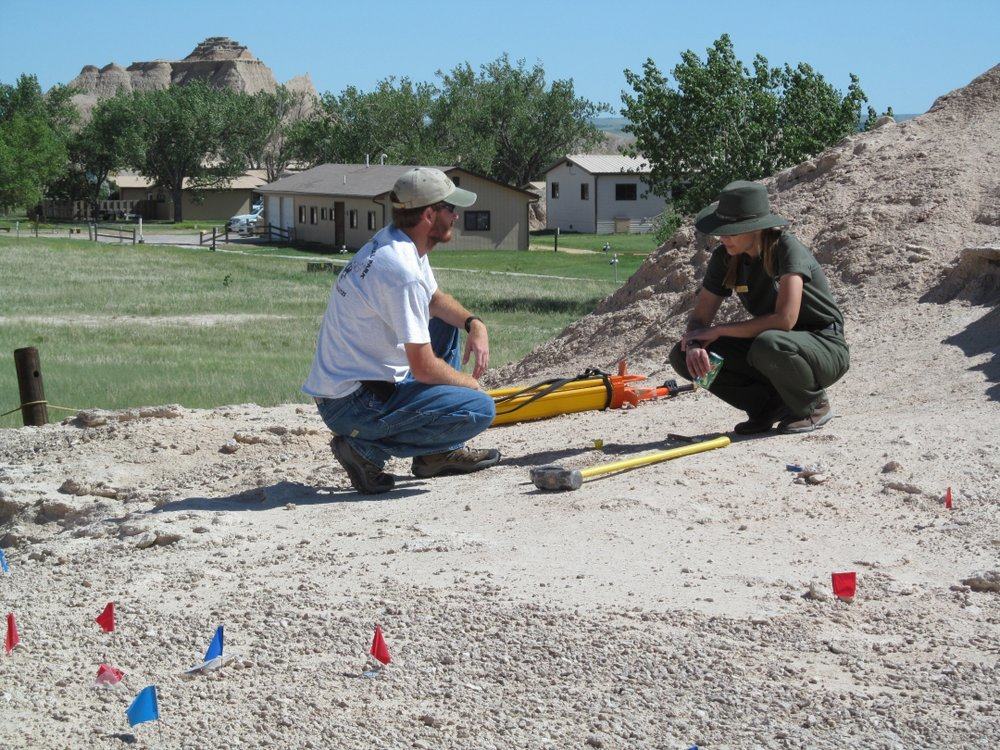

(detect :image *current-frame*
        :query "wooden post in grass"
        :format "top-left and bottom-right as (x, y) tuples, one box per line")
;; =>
(554, 227), (559, 253)
(14, 347), (48, 427)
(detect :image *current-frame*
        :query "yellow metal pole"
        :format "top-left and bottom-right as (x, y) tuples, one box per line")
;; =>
(488, 378), (610, 399)
(578, 436), (731, 479)
(491, 386), (611, 426)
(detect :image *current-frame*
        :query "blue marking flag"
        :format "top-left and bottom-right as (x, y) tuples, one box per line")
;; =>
(204, 625), (224, 662)
(0, 549), (9, 575)
(126, 685), (159, 727)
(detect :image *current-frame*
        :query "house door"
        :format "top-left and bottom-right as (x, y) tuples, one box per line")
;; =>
(281, 197), (294, 232)
(334, 202), (345, 249)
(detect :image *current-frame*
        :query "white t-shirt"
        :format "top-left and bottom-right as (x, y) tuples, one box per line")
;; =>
(303, 225), (439, 399)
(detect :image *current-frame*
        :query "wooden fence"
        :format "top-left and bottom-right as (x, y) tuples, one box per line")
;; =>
(89, 224), (136, 244)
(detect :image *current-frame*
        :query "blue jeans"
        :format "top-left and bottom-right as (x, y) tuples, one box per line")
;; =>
(315, 319), (495, 467)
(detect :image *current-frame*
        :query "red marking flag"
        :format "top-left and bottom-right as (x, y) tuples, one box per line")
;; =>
(95, 663), (125, 686)
(831, 572), (857, 601)
(945, 487), (953, 510)
(370, 624), (391, 665)
(5, 613), (19, 655)
(95, 602), (116, 633)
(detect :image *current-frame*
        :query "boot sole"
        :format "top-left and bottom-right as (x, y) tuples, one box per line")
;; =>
(331, 437), (394, 494)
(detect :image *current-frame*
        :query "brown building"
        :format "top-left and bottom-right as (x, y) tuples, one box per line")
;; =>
(113, 170), (268, 221)
(257, 164), (536, 250)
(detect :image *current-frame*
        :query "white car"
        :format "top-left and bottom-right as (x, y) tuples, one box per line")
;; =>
(228, 203), (263, 234)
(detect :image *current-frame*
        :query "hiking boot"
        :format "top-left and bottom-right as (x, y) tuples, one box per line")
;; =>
(779, 400), (833, 433)
(330, 436), (394, 494)
(411, 447), (501, 478)
(734, 402), (790, 435)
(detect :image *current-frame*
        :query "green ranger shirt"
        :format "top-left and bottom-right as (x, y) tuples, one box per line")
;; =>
(702, 232), (845, 332)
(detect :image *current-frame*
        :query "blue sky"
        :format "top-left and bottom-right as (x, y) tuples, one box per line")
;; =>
(2, 0), (997, 115)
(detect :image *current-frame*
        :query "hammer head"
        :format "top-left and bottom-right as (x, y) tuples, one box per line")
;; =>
(530, 465), (583, 491)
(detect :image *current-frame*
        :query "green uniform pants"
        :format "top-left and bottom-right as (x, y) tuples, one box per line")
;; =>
(669, 330), (850, 418)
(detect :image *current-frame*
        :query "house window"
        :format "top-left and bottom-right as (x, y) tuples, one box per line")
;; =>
(580, 183), (589, 200)
(349, 209), (358, 229)
(310, 207), (317, 225)
(551, 182), (560, 199)
(464, 211), (491, 231)
(321, 207), (327, 220)
(615, 183), (638, 201)
(367, 210), (377, 230)
(298, 205), (305, 223)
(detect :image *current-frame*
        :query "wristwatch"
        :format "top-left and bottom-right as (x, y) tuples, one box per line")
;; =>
(464, 315), (483, 333)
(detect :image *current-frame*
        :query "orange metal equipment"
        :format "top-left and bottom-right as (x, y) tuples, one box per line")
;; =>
(489, 361), (693, 427)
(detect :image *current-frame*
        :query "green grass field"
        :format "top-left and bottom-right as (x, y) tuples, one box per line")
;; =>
(0, 237), (625, 427)
(528, 230), (659, 254)
(235, 243), (646, 281)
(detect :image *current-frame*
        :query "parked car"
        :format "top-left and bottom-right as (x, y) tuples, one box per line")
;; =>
(228, 202), (263, 234)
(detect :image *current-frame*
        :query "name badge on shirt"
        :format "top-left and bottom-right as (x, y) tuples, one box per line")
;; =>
(735, 285), (749, 293)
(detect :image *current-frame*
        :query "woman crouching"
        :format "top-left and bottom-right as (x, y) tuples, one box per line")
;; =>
(669, 181), (849, 434)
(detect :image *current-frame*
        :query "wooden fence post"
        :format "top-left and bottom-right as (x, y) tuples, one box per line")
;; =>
(211, 227), (217, 251)
(14, 347), (48, 427)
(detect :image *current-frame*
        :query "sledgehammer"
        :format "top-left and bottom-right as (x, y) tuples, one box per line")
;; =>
(530, 435), (731, 491)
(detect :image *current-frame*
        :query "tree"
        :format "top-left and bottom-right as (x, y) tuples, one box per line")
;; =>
(125, 82), (249, 222)
(289, 78), (440, 168)
(621, 35), (875, 215)
(432, 55), (609, 186)
(288, 56), (608, 186)
(0, 74), (76, 211)
(236, 86), (312, 182)
(68, 93), (141, 220)
(863, 104), (895, 131)
(0, 114), (68, 210)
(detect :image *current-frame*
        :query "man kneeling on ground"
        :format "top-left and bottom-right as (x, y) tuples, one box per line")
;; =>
(304, 167), (500, 494)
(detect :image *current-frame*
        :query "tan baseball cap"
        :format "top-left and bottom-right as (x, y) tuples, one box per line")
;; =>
(390, 167), (477, 209)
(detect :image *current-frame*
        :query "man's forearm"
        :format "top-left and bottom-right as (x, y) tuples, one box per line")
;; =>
(429, 290), (474, 329)
(413, 354), (481, 389)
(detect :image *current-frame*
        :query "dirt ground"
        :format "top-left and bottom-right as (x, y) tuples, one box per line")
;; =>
(0, 295), (997, 749)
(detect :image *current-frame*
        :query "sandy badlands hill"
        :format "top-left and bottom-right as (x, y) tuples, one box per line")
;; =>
(494, 64), (1000, 384)
(66, 36), (317, 119)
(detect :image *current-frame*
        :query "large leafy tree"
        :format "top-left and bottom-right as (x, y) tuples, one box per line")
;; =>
(67, 93), (141, 219)
(0, 74), (76, 210)
(621, 35), (872, 214)
(236, 86), (312, 182)
(125, 82), (248, 222)
(290, 77), (440, 167)
(432, 55), (609, 186)
(289, 56), (608, 185)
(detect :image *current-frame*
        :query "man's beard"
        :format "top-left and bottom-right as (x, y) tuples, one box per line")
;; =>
(427, 218), (453, 246)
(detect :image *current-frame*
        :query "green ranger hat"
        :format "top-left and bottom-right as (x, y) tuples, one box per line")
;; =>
(694, 180), (789, 236)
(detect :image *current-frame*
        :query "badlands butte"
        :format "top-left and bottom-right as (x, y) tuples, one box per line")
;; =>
(66, 37), (317, 119)
(1, 67), (998, 748)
